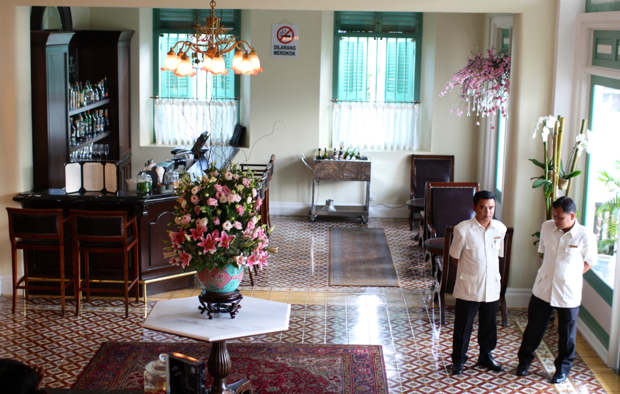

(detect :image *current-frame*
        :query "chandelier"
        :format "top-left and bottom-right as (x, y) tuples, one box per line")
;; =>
(161, 0), (262, 77)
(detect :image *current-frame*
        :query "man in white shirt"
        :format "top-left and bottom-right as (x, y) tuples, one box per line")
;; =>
(517, 197), (597, 384)
(449, 190), (507, 375)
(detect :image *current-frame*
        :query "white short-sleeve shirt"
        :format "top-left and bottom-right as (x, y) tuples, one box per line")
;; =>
(449, 218), (507, 302)
(533, 220), (597, 308)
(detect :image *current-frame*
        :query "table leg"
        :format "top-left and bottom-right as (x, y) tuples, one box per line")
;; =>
(207, 340), (254, 394)
(207, 341), (231, 393)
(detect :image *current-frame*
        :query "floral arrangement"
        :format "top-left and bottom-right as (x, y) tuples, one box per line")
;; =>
(164, 164), (276, 272)
(439, 49), (511, 120)
(530, 115), (592, 220)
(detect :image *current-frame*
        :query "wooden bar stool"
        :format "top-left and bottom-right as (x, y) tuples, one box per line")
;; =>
(6, 208), (73, 316)
(71, 210), (140, 318)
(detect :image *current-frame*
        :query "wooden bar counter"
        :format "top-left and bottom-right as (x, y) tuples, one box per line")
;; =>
(13, 189), (191, 296)
(14, 147), (239, 297)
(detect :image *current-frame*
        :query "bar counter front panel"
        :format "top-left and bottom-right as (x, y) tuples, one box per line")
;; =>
(13, 189), (192, 296)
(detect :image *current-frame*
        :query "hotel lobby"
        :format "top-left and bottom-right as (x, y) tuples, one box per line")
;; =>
(1, 0), (620, 392)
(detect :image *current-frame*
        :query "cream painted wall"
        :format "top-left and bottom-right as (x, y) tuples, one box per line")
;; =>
(0, 0), (558, 295)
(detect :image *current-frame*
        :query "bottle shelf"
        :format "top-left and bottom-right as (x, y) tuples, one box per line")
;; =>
(69, 98), (110, 116)
(69, 131), (111, 152)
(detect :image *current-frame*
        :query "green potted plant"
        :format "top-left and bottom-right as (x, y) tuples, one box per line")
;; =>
(530, 116), (591, 220)
(529, 115), (591, 245)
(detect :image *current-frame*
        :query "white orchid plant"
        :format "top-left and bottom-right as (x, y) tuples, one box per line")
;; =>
(530, 115), (591, 220)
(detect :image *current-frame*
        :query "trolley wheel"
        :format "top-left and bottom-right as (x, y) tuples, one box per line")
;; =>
(309, 212), (316, 222)
(361, 216), (368, 224)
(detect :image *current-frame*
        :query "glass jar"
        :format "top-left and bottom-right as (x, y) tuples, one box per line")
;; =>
(137, 171), (152, 194)
(164, 170), (179, 190)
(144, 353), (167, 394)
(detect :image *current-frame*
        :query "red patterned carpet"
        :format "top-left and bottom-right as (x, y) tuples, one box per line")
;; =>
(73, 342), (388, 393)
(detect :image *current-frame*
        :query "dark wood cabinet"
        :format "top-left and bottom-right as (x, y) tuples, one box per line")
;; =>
(30, 30), (134, 191)
(30, 32), (74, 190)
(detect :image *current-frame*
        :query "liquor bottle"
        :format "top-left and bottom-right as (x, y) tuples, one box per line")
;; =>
(69, 120), (75, 147)
(72, 119), (79, 145)
(104, 109), (110, 131)
(97, 110), (102, 134)
(323, 147), (328, 159)
(333, 148), (337, 160)
(343, 147), (350, 160)
(76, 115), (84, 143)
(86, 110), (93, 138)
(80, 83), (87, 107)
(318, 148), (322, 160)
(350, 148), (356, 160)
(103, 77), (109, 98)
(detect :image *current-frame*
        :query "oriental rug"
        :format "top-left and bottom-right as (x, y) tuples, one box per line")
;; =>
(329, 227), (399, 287)
(73, 342), (388, 394)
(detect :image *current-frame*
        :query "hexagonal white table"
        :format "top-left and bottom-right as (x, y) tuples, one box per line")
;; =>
(143, 296), (290, 394)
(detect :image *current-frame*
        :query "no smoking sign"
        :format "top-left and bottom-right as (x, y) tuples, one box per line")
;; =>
(272, 24), (299, 58)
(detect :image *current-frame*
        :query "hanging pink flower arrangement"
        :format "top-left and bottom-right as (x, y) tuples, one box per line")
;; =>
(439, 49), (511, 119)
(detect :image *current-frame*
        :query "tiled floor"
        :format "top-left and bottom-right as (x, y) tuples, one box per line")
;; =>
(1, 216), (619, 393)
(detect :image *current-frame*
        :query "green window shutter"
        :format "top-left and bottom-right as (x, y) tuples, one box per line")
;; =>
(337, 38), (367, 101)
(159, 34), (192, 97)
(385, 39), (415, 102)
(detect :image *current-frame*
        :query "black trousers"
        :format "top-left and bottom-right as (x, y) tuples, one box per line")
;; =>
(451, 298), (498, 365)
(518, 295), (579, 375)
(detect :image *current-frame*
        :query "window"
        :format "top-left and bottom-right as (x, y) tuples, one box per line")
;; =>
(331, 12), (423, 151)
(583, 75), (620, 290)
(153, 9), (239, 146)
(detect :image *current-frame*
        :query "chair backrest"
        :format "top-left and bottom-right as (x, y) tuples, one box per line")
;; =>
(440, 226), (457, 294)
(425, 182), (479, 238)
(499, 227), (514, 297)
(71, 210), (128, 244)
(6, 207), (65, 243)
(268, 154), (276, 180)
(411, 155), (454, 199)
(258, 169), (269, 199)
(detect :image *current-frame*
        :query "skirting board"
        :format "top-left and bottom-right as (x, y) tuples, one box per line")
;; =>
(505, 288), (531, 308)
(271, 202), (409, 218)
(577, 317), (609, 364)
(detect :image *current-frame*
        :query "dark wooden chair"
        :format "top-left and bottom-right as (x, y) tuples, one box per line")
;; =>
(424, 182), (478, 277)
(409, 155), (454, 232)
(435, 226), (515, 326)
(6, 208), (74, 316)
(424, 181), (478, 243)
(71, 210), (140, 318)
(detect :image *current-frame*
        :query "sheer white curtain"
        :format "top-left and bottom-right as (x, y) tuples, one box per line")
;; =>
(331, 102), (421, 151)
(154, 99), (237, 146)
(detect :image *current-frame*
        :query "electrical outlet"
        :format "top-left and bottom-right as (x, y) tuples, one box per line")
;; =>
(369, 195), (375, 201)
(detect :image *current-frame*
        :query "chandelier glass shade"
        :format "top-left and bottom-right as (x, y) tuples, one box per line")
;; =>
(161, 0), (262, 77)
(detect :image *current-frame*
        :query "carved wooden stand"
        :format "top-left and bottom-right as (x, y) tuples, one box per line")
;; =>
(200, 291), (253, 394)
(198, 290), (243, 319)
(206, 340), (254, 394)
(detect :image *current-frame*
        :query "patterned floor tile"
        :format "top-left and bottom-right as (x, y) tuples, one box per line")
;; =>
(0, 217), (612, 393)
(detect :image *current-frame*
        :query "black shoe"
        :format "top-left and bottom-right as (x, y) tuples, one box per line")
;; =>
(516, 363), (530, 376)
(550, 372), (567, 384)
(477, 356), (504, 372)
(451, 364), (463, 375)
